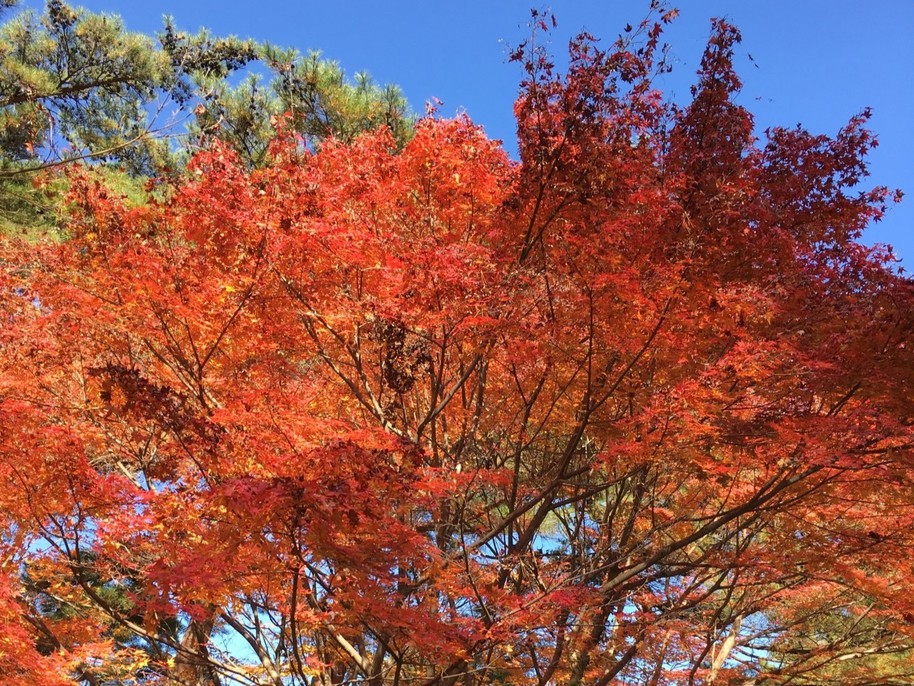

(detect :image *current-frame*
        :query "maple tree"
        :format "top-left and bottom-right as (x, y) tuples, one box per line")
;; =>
(1, 8), (912, 686)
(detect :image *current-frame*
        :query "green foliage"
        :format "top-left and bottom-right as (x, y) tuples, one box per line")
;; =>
(190, 44), (413, 167)
(0, 1), (169, 169)
(0, 1), (413, 235)
(0, 173), (61, 238)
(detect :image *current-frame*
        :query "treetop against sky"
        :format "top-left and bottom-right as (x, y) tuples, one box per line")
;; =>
(17, 0), (913, 263)
(2, 6), (914, 685)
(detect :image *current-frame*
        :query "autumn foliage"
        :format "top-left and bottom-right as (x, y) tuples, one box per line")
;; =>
(1, 11), (912, 686)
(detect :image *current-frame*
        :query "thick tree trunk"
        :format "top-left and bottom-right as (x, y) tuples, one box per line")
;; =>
(171, 616), (221, 686)
(708, 616), (743, 684)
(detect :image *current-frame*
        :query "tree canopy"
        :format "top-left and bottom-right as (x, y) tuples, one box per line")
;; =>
(0, 8), (911, 686)
(0, 0), (412, 234)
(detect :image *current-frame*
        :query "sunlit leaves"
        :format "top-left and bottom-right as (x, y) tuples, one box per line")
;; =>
(0, 9), (911, 686)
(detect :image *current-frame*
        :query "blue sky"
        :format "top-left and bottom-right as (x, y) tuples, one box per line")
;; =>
(22, 1), (914, 264)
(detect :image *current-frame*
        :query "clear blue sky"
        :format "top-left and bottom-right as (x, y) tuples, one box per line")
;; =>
(23, 1), (914, 265)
